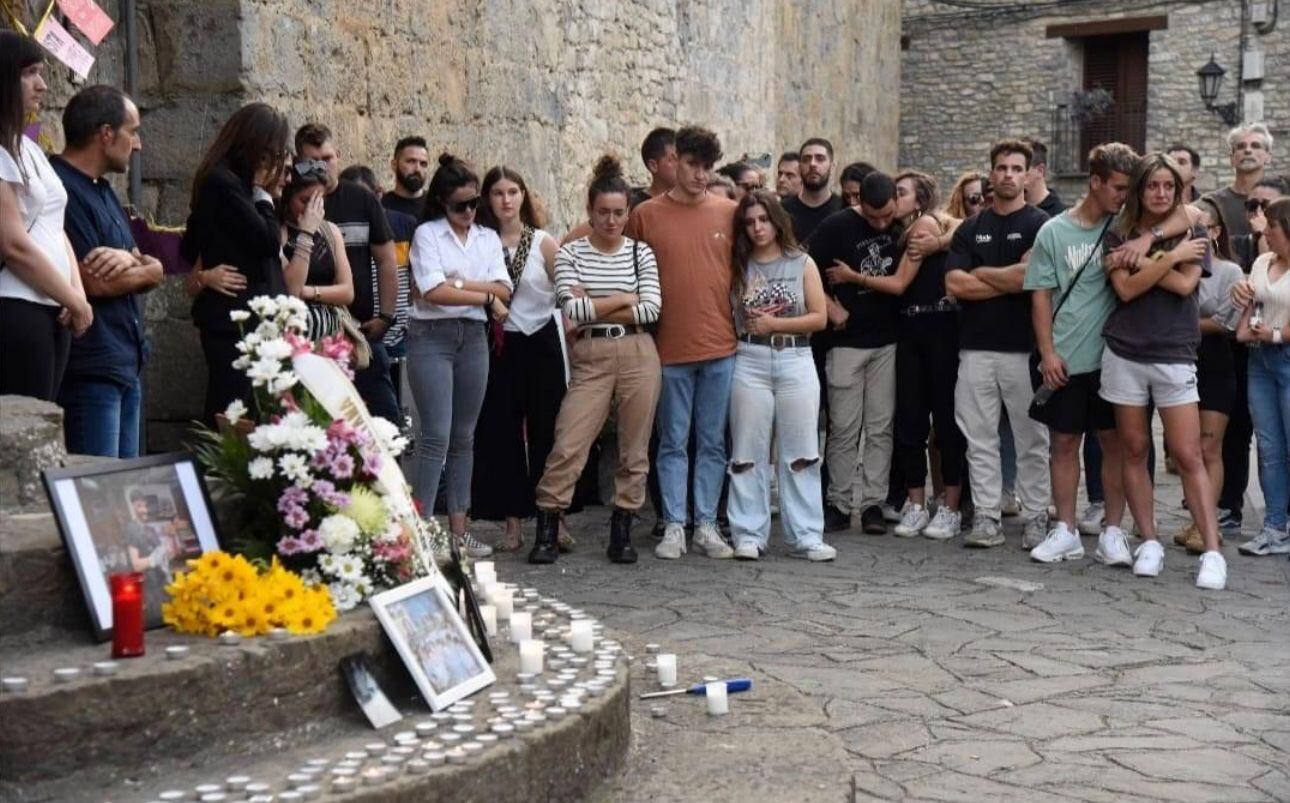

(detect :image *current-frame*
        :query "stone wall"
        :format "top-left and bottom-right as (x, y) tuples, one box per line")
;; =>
(10, 0), (902, 452)
(900, 0), (1286, 203)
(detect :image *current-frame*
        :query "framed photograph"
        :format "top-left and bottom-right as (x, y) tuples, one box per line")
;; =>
(370, 576), (495, 711)
(42, 452), (223, 641)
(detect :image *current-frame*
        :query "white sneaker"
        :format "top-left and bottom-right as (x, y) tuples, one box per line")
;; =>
(1196, 551), (1227, 590)
(894, 503), (930, 537)
(1132, 540), (1165, 577)
(1029, 523), (1084, 563)
(1237, 527), (1290, 556)
(923, 507), (961, 541)
(457, 531), (494, 559)
(1021, 514), (1050, 549)
(733, 541), (760, 561)
(1078, 502), (1105, 536)
(1095, 526), (1133, 567)
(788, 542), (837, 561)
(693, 523), (734, 559)
(881, 502), (904, 523)
(654, 523), (687, 560)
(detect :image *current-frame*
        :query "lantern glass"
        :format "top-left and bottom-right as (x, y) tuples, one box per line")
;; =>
(1196, 57), (1225, 106)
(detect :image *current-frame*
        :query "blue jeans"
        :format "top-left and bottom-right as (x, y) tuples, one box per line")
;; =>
(1248, 345), (1290, 532)
(406, 319), (490, 515)
(656, 355), (734, 526)
(58, 376), (142, 458)
(728, 344), (823, 550)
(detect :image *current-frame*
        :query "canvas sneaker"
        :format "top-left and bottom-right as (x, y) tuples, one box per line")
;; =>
(788, 542), (837, 562)
(1095, 526), (1133, 567)
(457, 531), (494, 559)
(964, 517), (1004, 548)
(923, 507), (961, 541)
(733, 541), (761, 561)
(693, 523), (734, 559)
(1216, 508), (1244, 536)
(1021, 513), (1050, 549)
(1196, 551), (1227, 590)
(1078, 502), (1105, 536)
(654, 523), (687, 560)
(1132, 539), (1165, 577)
(1237, 527), (1290, 556)
(1029, 522), (1084, 563)
(894, 503), (930, 537)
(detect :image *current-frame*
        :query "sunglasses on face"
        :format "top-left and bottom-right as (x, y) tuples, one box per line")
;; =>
(449, 196), (480, 214)
(966, 194), (985, 206)
(1246, 198), (1271, 214)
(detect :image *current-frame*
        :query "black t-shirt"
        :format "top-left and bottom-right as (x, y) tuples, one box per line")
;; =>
(784, 193), (844, 245)
(381, 191), (424, 221)
(946, 204), (1049, 352)
(326, 180), (394, 322)
(808, 208), (902, 348)
(628, 187), (655, 210)
(1036, 190), (1066, 218)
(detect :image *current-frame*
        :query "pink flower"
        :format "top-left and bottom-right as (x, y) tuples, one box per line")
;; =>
(285, 331), (313, 356)
(360, 450), (382, 477)
(283, 505), (310, 530)
(297, 529), (323, 552)
(319, 334), (353, 363)
(327, 419), (359, 446)
(329, 453), (355, 479)
(277, 536), (305, 556)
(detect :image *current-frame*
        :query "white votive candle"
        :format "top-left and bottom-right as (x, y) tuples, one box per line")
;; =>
(706, 681), (729, 715)
(656, 654), (677, 687)
(493, 589), (514, 622)
(569, 619), (594, 653)
(474, 561), (495, 583)
(479, 604), (497, 636)
(53, 667), (80, 683)
(165, 645), (190, 661)
(519, 639), (545, 674)
(510, 611), (532, 643)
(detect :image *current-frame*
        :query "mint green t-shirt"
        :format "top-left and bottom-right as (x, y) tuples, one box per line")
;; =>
(1022, 211), (1115, 375)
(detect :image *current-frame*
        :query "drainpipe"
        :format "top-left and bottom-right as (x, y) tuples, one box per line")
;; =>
(123, 0), (141, 207)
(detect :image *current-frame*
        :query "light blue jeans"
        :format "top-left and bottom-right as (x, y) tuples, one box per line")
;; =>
(1248, 345), (1290, 532)
(728, 343), (824, 550)
(406, 319), (490, 514)
(656, 355), (734, 526)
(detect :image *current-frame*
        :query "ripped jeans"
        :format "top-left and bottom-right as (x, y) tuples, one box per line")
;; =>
(727, 341), (825, 550)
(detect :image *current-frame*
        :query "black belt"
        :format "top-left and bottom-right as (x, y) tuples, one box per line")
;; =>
(738, 333), (810, 349)
(900, 298), (959, 317)
(582, 324), (646, 339)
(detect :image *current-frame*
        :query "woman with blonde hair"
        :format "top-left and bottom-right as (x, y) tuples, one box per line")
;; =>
(945, 170), (988, 220)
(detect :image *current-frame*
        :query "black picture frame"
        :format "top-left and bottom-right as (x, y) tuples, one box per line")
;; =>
(42, 452), (223, 641)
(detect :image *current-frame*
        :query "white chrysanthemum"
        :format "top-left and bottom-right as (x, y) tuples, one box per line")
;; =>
(328, 581), (361, 612)
(318, 514), (361, 555)
(317, 552), (340, 576)
(254, 321), (281, 342)
(247, 296), (277, 317)
(334, 555), (366, 583)
(246, 356), (282, 387)
(229, 310), (251, 323)
(247, 456), (274, 480)
(354, 577), (374, 599)
(223, 399), (247, 425)
(370, 416), (409, 456)
(278, 453), (311, 483)
(300, 568), (322, 586)
(257, 337), (293, 361)
(268, 373), (298, 395)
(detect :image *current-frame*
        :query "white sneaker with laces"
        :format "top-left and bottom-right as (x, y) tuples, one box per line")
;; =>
(881, 502), (904, 523)
(457, 531), (494, 559)
(788, 542), (837, 561)
(894, 503), (930, 537)
(1132, 539), (1165, 577)
(923, 507), (961, 541)
(1237, 527), (1290, 556)
(1095, 526), (1133, 567)
(733, 541), (760, 561)
(1029, 522), (1084, 563)
(654, 523), (687, 560)
(1078, 502), (1105, 536)
(1196, 550), (1227, 590)
(693, 523), (734, 559)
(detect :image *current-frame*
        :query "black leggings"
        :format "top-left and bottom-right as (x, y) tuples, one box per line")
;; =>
(0, 298), (70, 401)
(894, 315), (965, 490)
(200, 327), (251, 426)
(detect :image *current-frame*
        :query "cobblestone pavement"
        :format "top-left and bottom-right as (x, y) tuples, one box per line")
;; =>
(475, 467), (1290, 803)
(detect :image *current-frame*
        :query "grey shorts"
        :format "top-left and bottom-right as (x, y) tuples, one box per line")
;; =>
(1098, 348), (1199, 408)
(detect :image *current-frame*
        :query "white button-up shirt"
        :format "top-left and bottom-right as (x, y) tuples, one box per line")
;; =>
(409, 218), (511, 321)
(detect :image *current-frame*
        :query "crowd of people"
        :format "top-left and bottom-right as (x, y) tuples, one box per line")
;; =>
(5, 32), (1289, 594)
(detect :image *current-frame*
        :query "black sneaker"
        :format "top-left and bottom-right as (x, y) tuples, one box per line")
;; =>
(861, 506), (887, 535)
(823, 504), (851, 533)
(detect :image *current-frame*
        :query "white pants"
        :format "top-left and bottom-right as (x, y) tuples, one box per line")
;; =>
(826, 344), (896, 513)
(954, 350), (1050, 521)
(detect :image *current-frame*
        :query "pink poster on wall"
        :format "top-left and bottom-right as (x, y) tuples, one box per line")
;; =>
(57, 0), (115, 45)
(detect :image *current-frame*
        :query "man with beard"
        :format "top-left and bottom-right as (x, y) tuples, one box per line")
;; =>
(382, 136), (430, 220)
(783, 138), (843, 245)
(776, 151), (802, 199)
(946, 139), (1051, 549)
(1203, 124), (1274, 270)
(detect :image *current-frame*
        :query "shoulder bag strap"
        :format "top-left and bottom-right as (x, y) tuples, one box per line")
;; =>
(1050, 217), (1112, 320)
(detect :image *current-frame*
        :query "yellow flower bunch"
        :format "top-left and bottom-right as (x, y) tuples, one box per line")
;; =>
(163, 551), (337, 637)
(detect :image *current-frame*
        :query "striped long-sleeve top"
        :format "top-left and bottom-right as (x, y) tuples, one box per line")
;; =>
(554, 236), (661, 326)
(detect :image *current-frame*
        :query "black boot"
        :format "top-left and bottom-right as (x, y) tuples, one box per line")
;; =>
(607, 507), (638, 564)
(528, 510), (560, 564)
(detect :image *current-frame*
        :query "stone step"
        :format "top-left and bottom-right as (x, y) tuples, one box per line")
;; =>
(0, 510), (89, 643)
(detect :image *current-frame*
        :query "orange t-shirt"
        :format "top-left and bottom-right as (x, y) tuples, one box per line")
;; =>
(627, 192), (738, 365)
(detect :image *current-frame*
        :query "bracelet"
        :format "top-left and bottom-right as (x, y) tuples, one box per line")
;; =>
(312, 286), (321, 302)
(484, 293), (495, 307)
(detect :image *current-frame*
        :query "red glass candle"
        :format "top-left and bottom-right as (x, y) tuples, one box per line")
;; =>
(110, 572), (145, 658)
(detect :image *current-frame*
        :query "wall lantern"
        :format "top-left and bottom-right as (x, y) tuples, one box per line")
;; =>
(1197, 55), (1240, 126)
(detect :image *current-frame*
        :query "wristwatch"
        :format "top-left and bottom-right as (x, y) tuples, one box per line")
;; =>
(378, 312), (394, 324)
(452, 279), (465, 290)
(1150, 225), (1166, 242)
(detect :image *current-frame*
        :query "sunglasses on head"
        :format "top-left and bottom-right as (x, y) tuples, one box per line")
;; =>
(1245, 198), (1270, 214)
(449, 196), (480, 214)
(292, 159), (328, 178)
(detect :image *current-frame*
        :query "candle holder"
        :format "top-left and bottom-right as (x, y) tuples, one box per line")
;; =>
(109, 572), (145, 658)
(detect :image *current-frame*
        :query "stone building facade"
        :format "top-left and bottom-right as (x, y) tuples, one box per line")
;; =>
(900, 0), (1286, 202)
(10, 0), (901, 450)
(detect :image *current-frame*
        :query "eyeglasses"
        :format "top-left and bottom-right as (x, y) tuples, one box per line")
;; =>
(449, 196), (480, 214)
(966, 194), (985, 206)
(292, 159), (328, 178)
(1245, 198), (1271, 214)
